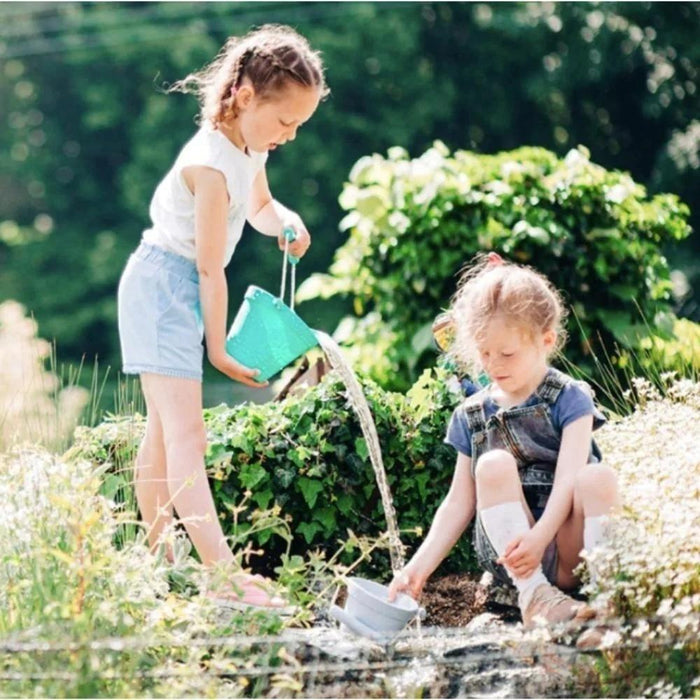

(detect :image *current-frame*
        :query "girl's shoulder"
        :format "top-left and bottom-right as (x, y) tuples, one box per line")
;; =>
(173, 126), (223, 170)
(460, 384), (493, 409)
(178, 125), (267, 170)
(548, 368), (597, 403)
(547, 369), (607, 430)
(454, 386), (497, 428)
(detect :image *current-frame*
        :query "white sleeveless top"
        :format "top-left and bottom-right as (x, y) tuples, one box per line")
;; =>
(142, 124), (268, 265)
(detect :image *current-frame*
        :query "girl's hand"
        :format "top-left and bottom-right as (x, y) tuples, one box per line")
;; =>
(388, 565), (428, 602)
(277, 213), (311, 259)
(498, 530), (548, 579)
(209, 351), (269, 388)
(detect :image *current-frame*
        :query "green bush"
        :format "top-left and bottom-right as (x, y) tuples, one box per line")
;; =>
(641, 318), (700, 374)
(72, 367), (475, 577)
(298, 143), (692, 390)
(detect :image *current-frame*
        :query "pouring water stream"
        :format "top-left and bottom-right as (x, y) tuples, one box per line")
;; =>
(269, 235), (406, 574)
(315, 331), (405, 573)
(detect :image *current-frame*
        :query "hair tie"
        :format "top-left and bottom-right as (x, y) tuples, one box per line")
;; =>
(487, 252), (504, 267)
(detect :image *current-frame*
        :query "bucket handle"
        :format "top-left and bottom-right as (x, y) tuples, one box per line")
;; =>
(280, 227), (299, 311)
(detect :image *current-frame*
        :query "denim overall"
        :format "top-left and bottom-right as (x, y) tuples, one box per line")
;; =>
(468, 368), (602, 586)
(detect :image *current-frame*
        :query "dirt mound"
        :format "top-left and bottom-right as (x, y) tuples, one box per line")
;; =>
(421, 573), (490, 627)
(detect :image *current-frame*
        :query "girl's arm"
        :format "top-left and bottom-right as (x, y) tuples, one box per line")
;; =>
(186, 165), (266, 387)
(247, 168), (310, 259)
(502, 414), (593, 577)
(389, 453), (475, 600)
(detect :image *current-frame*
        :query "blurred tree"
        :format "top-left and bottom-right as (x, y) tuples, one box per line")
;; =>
(0, 2), (697, 378)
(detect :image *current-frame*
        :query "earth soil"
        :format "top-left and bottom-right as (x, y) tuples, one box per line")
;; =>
(420, 573), (493, 626)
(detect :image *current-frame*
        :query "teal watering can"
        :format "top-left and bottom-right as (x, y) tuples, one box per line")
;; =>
(225, 228), (318, 382)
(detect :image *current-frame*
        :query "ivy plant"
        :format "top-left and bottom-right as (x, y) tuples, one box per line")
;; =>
(72, 367), (476, 577)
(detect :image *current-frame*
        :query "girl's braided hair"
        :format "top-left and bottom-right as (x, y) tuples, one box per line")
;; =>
(170, 24), (328, 126)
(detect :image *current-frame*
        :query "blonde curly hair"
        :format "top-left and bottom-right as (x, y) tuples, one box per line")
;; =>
(451, 253), (568, 372)
(169, 24), (329, 126)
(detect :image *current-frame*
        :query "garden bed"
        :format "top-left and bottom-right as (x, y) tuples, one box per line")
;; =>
(420, 573), (490, 627)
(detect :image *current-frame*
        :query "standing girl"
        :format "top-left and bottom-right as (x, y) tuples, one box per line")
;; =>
(390, 253), (620, 633)
(118, 25), (328, 607)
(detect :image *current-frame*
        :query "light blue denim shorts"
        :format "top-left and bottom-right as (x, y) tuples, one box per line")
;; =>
(118, 241), (203, 381)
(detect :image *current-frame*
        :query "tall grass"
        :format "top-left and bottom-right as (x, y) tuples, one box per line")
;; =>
(0, 301), (88, 452)
(560, 311), (699, 418)
(0, 446), (303, 698)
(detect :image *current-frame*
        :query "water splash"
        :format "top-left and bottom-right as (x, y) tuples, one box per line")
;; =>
(315, 331), (405, 572)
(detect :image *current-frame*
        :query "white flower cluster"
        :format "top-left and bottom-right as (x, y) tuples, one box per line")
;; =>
(582, 380), (700, 692)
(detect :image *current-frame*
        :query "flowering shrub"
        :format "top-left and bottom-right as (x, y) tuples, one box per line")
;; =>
(0, 300), (87, 451)
(583, 377), (700, 697)
(298, 143), (692, 390)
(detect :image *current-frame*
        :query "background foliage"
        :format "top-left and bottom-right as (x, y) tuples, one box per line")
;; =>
(0, 2), (698, 398)
(298, 142), (691, 389)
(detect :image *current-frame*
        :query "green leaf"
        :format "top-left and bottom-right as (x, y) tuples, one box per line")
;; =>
(100, 473), (124, 500)
(410, 322), (435, 355)
(239, 463), (267, 490)
(596, 310), (647, 346)
(313, 506), (337, 533)
(253, 489), (274, 509)
(297, 521), (322, 544)
(297, 477), (324, 509)
(354, 438), (369, 462)
(336, 493), (353, 515)
(274, 465), (296, 489)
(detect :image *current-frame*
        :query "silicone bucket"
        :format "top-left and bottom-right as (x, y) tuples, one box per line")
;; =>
(226, 285), (318, 382)
(329, 576), (425, 643)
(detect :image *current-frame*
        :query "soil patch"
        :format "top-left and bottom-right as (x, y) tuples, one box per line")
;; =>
(420, 573), (489, 627)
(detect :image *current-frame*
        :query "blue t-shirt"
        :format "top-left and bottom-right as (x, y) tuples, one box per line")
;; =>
(445, 373), (605, 457)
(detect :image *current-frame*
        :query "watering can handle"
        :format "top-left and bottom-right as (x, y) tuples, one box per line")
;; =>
(283, 227), (300, 265)
(280, 227), (299, 310)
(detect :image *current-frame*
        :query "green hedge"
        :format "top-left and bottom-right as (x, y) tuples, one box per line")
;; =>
(298, 143), (692, 390)
(72, 367), (475, 577)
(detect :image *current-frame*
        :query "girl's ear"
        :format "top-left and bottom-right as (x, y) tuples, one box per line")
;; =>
(235, 84), (255, 109)
(543, 328), (557, 352)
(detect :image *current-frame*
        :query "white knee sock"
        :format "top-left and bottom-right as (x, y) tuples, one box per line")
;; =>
(583, 515), (609, 552)
(583, 515), (610, 586)
(479, 501), (549, 609)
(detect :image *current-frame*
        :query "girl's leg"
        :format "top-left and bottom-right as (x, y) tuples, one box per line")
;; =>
(556, 462), (620, 589)
(140, 373), (234, 566)
(560, 463), (621, 650)
(475, 450), (588, 625)
(134, 395), (174, 558)
(139, 373), (288, 609)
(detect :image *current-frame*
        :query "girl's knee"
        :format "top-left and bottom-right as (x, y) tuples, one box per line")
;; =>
(474, 449), (518, 488)
(143, 416), (164, 445)
(574, 463), (619, 507)
(165, 420), (207, 456)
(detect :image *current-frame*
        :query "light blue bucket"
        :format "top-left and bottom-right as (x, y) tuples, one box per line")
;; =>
(329, 577), (426, 643)
(226, 228), (318, 382)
